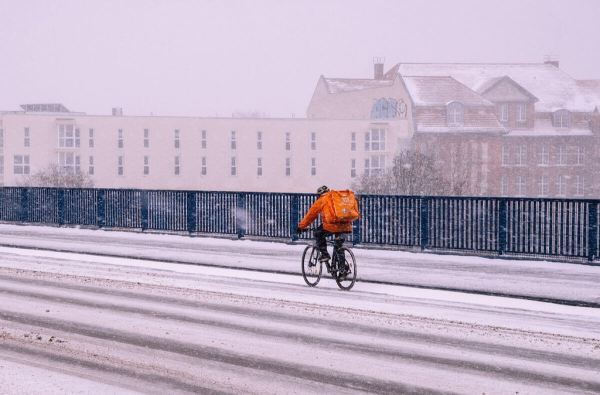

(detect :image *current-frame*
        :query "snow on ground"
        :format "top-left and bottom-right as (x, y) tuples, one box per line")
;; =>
(0, 223), (599, 394)
(0, 223), (599, 305)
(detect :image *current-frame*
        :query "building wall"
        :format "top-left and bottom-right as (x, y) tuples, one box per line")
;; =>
(306, 76), (413, 124)
(0, 114), (411, 193)
(500, 134), (599, 198)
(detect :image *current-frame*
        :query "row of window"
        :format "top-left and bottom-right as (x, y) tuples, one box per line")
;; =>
(6, 127), (388, 153)
(6, 154), (386, 180)
(502, 146), (585, 166)
(501, 175), (585, 197)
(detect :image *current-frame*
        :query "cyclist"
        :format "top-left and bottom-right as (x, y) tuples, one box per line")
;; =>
(297, 185), (355, 270)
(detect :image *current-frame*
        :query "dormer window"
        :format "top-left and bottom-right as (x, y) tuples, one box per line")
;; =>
(447, 102), (464, 126)
(553, 109), (571, 128)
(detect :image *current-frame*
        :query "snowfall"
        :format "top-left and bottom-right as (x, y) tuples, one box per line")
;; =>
(0, 223), (599, 394)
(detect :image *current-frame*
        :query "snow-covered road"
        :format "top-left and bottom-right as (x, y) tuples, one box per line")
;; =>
(0, 224), (599, 306)
(0, 225), (599, 394)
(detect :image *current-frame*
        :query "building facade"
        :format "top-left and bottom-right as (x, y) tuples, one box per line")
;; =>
(0, 106), (412, 193)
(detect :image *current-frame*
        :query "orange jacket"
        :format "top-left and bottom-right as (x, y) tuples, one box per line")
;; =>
(298, 191), (356, 233)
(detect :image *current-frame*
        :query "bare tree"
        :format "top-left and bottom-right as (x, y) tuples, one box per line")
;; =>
(19, 164), (94, 188)
(353, 150), (451, 196)
(448, 142), (480, 196)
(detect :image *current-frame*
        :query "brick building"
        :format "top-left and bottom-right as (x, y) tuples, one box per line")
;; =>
(311, 59), (600, 198)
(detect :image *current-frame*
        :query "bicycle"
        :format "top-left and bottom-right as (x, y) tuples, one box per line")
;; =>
(300, 231), (357, 291)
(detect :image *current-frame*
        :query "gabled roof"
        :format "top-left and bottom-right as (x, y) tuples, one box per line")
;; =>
(322, 77), (393, 94)
(402, 76), (493, 107)
(477, 76), (539, 102)
(395, 63), (600, 112)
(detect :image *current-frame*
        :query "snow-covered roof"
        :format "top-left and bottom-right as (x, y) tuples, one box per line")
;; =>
(505, 118), (593, 137)
(396, 63), (600, 112)
(402, 76), (493, 107)
(323, 78), (393, 94)
(414, 110), (506, 134)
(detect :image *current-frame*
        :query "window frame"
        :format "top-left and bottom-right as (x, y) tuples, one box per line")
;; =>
(557, 175), (567, 196)
(553, 109), (571, 129)
(537, 175), (548, 197)
(24, 127), (30, 148)
(231, 156), (237, 176)
(365, 155), (386, 176)
(285, 157), (291, 176)
(231, 131), (236, 150)
(174, 155), (180, 175)
(574, 175), (585, 197)
(558, 146), (567, 165)
(538, 146), (549, 165)
(201, 130), (207, 149)
(58, 152), (80, 173)
(89, 129), (94, 148)
(447, 102), (464, 126)
(88, 156), (94, 175)
(58, 124), (79, 148)
(118, 129), (124, 149)
(118, 156), (124, 176)
(201, 156), (207, 176)
(515, 176), (526, 197)
(13, 155), (30, 175)
(174, 129), (180, 149)
(500, 104), (508, 122)
(365, 128), (387, 152)
(144, 129), (149, 148)
(257, 157), (263, 176)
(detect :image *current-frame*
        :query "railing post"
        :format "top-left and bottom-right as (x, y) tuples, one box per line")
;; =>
(141, 190), (148, 231)
(588, 202), (598, 261)
(498, 199), (507, 256)
(57, 188), (65, 226)
(236, 193), (246, 239)
(187, 191), (197, 234)
(420, 197), (429, 251)
(352, 216), (360, 246)
(21, 188), (29, 223)
(97, 189), (105, 228)
(290, 194), (299, 241)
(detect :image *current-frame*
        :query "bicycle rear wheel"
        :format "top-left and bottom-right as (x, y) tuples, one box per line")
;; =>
(301, 246), (322, 287)
(333, 247), (357, 291)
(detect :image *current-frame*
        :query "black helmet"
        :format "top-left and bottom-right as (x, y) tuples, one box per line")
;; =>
(316, 185), (330, 195)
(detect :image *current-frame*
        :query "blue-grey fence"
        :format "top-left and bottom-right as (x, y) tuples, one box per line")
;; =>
(0, 187), (598, 263)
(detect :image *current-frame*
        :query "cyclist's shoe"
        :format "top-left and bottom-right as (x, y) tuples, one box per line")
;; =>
(318, 253), (330, 263)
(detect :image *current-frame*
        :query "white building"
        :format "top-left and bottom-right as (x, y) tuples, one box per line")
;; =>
(0, 103), (412, 193)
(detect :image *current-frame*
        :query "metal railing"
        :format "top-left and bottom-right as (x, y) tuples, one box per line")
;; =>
(0, 187), (598, 263)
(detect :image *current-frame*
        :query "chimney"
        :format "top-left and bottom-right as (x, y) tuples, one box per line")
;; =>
(373, 57), (385, 79)
(544, 55), (559, 68)
(112, 107), (123, 116)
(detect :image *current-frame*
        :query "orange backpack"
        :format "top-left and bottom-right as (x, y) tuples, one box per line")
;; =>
(324, 190), (360, 223)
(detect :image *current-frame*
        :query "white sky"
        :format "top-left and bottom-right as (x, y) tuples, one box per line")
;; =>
(1, 0), (599, 118)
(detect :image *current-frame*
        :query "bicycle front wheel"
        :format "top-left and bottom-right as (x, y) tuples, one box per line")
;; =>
(333, 247), (357, 291)
(301, 246), (322, 287)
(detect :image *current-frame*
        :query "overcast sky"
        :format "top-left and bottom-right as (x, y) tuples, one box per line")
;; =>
(1, 0), (599, 118)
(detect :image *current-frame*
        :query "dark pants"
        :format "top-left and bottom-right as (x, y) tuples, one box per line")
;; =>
(314, 224), (345, 264)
